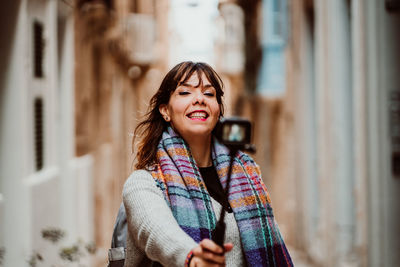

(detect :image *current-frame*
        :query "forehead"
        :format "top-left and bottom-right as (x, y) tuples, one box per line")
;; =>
(179, 71), (212, 87)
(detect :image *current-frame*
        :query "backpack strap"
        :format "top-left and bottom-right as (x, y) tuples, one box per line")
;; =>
(111, 202), (128, 248)
(108, 202), (127, 267)
(108, 202), (163, 267)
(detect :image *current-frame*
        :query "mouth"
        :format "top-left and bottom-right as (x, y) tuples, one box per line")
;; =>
(186, 110), (209, 120)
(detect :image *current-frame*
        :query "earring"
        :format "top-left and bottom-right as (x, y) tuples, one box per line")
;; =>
(164, 116), (170, 122)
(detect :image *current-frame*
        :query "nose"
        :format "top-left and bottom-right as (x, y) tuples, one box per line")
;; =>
(192, 91), (205, 105)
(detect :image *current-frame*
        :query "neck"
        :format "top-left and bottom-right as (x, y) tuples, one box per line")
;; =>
(187, 136), (212, 168)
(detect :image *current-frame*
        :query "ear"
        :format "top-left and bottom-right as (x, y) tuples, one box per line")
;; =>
(159, 104), (169, 118)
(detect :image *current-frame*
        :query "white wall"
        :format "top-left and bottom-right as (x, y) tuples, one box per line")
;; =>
(350, 0), (368, 265)
(0, 1), (32, 265)
(0, 0), (94, 265)
(365, 1), (400, 266)
(294, 0), (400, 266)
(312, 0), (356, 265)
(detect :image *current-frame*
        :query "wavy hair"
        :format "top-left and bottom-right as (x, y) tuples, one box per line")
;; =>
(133, 61), (225, 169)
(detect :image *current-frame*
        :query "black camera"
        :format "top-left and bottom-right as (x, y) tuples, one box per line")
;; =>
(215, 117), (254, 151)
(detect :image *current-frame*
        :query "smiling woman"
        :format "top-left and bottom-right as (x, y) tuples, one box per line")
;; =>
(159, 72), (221, 167)
(133, 61), (225, 170)
(123, 61), (293, 267)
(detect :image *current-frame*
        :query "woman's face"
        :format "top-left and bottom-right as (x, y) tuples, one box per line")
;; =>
(159, 72), (221, 143)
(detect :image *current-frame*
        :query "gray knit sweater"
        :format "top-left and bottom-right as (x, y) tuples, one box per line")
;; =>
(123, 170), (245, 267)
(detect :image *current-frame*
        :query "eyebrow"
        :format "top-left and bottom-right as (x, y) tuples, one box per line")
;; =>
(179, 83), (214, 89)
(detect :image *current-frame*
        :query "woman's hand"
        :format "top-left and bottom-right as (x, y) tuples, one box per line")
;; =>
(189, 239), (233, 267)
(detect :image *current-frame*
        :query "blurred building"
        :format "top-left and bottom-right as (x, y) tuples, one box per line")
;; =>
(74, 0), (170, 264)
(214, 0), (246, 116)
(249, 0), (400, 266)
(0, 0), (169, 265)
(0, 0), (84, 265)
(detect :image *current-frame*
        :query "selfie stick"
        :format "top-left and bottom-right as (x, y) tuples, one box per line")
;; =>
(212, 148), (237, 247)
(212, 118), (254, 247)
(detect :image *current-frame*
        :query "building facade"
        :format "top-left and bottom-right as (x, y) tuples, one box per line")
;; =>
(256, 0), (400, 266)
(0, 0), (94, 265)
(74, 0), (170, 263)
(0, 0), (170, 265)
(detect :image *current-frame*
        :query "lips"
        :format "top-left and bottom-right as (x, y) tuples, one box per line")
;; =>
(186, 110), (209, 120)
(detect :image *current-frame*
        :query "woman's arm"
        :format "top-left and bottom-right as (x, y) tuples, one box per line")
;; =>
(123, 170), (198, 266)
(123, 170), (234, 267)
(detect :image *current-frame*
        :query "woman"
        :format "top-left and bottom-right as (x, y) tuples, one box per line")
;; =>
(123, 61), (293, 267)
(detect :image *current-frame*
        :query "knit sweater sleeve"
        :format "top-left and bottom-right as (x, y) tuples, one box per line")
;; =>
(123, 169), (198, 266)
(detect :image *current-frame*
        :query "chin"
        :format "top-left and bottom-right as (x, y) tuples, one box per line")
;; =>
(182, 128), (213, 140)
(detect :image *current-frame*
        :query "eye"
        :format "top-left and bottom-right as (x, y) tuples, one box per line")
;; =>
(178, 91), (190, 95)
(204, 91), (215, 97)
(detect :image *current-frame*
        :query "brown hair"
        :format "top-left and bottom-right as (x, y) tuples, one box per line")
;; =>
(133, 61), (225, 169)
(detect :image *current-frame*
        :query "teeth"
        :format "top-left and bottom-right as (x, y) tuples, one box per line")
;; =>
(188, 112), (207, 118)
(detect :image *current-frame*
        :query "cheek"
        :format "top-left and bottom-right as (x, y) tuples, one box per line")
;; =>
(168, 101), (186, 119)
(211, 102), (221, 117)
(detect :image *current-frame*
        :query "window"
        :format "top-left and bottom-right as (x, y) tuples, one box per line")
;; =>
(272, 0), (283, 37)
(34, 98), (44, 171)
(33, 21), (44, 78)
(257, 0), (288, 95)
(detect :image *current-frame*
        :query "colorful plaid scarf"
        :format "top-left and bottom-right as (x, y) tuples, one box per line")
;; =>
(150, 127), (293, 266)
